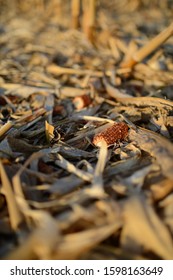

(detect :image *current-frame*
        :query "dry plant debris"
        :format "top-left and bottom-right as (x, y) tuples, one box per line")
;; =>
(0, 0), (173, 260)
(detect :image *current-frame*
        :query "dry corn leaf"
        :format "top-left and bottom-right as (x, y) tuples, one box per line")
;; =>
(54, 153), (93, 182)
(121, 194), (173, 260)
(122, 164), (159, 189)
(0, 138), (14, 158)
(103, 75), (173, 109)
(128, 127), (173, 180)
(51, 144), (94, 159)
(133, 63), (173, 86)
(49, 175), (83, 196)
(7, 135), (42, 154)
(6, 212), (59, 260)
(150, 178), (173, 201)
(52, 222), (121, 259)
(105, 155), (141, 178)
(159, 194), (173, 234)
(0, 161), (23, 230)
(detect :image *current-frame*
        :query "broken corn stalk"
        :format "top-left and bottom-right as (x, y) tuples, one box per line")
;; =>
(121, 23), (173, 68)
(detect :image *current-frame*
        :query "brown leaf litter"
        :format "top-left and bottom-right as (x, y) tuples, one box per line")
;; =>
(0, 0), (173, 260)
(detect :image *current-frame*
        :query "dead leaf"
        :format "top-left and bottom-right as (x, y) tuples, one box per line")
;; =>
(45, 120), (55, 143)
(0, 161), (23, 230)
(120, 194), (173, 259)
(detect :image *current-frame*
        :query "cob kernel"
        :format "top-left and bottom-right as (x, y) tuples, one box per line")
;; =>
(92, 122), (128, 147)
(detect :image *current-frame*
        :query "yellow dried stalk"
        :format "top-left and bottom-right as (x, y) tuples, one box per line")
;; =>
(0, 108), (46, 138)
(0, 121), (14, 138)
(93, 140), (108, 188)
(121, 22), (173, 68)
(82, 0), (96, 43)
(71, 0), (80, 29)
(47, 63), (130, 77)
